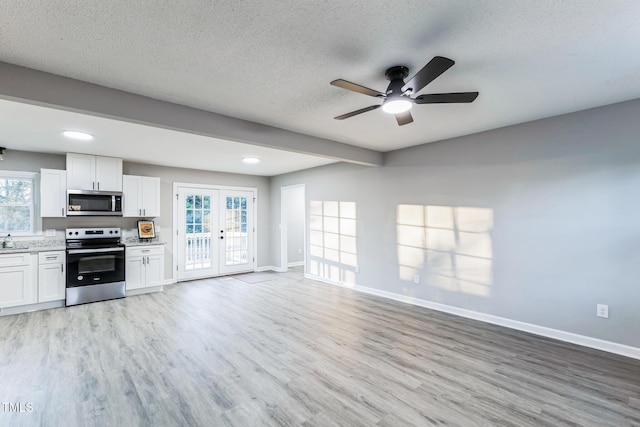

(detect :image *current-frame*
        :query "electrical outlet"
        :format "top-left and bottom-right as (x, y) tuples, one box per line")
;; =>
(596, 304), (609, 319)
(413, 275), (420, 284)
(45, 229), (56, 237)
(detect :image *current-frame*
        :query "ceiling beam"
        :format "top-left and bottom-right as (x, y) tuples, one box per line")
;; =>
(0, 62), (383, 166)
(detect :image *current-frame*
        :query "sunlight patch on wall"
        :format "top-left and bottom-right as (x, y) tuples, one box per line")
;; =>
(397, 204), (494, 297)
(309, 201), (358, 285)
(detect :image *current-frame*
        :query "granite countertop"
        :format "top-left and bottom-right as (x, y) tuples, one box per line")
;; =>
(123, 238), (167, 247)
(0, 239), (66, 254)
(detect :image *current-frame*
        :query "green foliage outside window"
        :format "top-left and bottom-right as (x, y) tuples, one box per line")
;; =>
(0, 177), (34, 233)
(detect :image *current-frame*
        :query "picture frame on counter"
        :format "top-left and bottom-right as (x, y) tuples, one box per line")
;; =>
(137, 220), (156, 240)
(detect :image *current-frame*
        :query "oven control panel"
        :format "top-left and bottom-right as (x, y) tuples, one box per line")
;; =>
(66, 228), (121, 239)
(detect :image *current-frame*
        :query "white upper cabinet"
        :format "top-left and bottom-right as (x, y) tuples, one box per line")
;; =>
(123, 175), (161, 217)
(66, 153), (123, 191)
(40, 169), (66, 217)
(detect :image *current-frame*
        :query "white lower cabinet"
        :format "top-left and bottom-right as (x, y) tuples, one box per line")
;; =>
(38, 251), (66, 303)
(0, 253), (37, 308)
(126, 246), (164, 291)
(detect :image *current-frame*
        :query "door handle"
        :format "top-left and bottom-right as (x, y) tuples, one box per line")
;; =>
(68, 247), (124, 254)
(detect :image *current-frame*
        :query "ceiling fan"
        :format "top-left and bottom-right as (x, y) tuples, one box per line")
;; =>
(330, 56), (478, 126)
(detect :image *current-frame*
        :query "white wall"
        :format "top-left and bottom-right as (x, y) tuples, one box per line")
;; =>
(270, 98), (640, 350)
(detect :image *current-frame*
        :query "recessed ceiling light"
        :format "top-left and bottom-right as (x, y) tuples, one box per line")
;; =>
(63, 130), (94, 141)
(242, 157), (260, 164)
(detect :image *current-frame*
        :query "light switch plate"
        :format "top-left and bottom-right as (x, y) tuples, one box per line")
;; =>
(597, 304), (609, 318)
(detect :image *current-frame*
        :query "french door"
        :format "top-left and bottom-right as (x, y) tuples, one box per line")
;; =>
(176, 185), (255, 281)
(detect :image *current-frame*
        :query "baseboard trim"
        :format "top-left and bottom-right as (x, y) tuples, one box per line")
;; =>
(163, 279), (176, 286)
(287, 261), (304, 267)
(126, 285), (163, 297)
(0, 300), (65, 316)
(304, 274), (640, 361)
(257, 266), (287, 273)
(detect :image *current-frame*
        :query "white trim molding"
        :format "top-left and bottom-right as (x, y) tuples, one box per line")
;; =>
(304, 274), (640, 361)
(0, 300), (64, 317)
(257, 266), (287, 273)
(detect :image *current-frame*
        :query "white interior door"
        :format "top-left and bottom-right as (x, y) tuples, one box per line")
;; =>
(219, 190), (255, 275)
(176, 187), (219, 281)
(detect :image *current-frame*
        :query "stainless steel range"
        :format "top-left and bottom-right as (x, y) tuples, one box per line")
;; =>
(65, 227), (126, 306)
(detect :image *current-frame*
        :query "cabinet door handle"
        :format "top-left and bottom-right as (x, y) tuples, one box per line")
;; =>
(61, 264), (64, 273)
(143, 209), (146, 216)
(46, 256), (57, 260)
(61, 207), (64, 216)
(142, 257), (145, 265)
(97, 182), (100, 190)
(92, 182), (95, 190)
(139, 209), (142, 216)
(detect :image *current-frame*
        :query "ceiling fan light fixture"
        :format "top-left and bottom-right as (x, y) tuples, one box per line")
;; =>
(63, 130), (94, 141)
(381, 98), (412, 114)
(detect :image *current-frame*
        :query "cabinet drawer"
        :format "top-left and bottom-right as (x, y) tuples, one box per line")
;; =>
(38, 251), (65, 265)
(0, 252), (31, 267)
(127, 246), (164, 257)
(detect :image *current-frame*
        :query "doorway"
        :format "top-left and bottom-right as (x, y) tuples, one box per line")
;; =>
(280, 184), (305, 272)
(174, 183), (256, 281)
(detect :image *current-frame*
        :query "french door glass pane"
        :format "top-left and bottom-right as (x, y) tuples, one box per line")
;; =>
(224, 196), (248, 265)
(185, 194), (213, 271)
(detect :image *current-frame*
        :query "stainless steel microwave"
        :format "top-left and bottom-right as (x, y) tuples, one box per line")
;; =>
(67, 190), (123, 216)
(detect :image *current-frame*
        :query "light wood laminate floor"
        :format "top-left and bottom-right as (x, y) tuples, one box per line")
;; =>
(1, 269), (639, 426)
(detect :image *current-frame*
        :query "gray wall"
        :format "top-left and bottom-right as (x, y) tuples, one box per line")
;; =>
(0, 151), (271, 279)
(124, 162), (269, 278)
(284, 185), (305, 265)
(270, 98), (640, 348)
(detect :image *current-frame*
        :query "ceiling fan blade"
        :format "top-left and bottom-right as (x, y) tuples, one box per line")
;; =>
(334, 105), (381, 120)
(395, 111), (413, 126)
(331, 79), (385, 98)
(414, 92), (479, 104)
(402, 56), (455, 94)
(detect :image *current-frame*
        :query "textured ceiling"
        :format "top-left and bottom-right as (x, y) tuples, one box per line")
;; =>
(1, 1), (640, 156)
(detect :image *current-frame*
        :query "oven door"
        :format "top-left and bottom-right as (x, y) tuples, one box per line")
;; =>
(66, 246), (125, 287)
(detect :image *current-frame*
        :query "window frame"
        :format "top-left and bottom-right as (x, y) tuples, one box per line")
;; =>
(0, 170), (42, 236)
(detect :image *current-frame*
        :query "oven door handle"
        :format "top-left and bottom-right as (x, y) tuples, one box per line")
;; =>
(67, 247), (125, 254)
